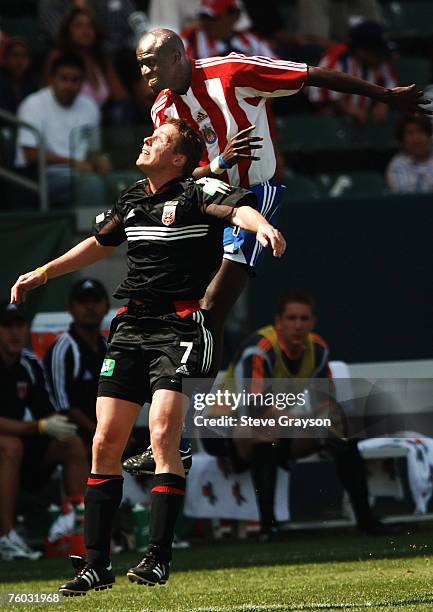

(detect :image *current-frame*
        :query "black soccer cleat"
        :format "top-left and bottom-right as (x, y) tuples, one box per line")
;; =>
(59, 555), (115, 596)
(122, 443), (192, 476)
(127, 548), (170, 586)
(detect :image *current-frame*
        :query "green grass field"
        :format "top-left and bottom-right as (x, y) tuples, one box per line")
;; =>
(1, 525), (433, 612)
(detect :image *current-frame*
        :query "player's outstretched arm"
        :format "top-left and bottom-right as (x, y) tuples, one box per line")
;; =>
(11, 237), (115, 304)
(192, 125), (263, 179)
(307, 66), (433, 115)
(230, 206), (286, 258)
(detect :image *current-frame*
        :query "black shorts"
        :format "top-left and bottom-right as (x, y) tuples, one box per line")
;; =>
(98, 306), (215, 405)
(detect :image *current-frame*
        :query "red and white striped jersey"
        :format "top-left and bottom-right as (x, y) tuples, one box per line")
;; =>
(308, 44), (397, 110)
(181, 26), (275, 61)
(151, 53), (307, 187)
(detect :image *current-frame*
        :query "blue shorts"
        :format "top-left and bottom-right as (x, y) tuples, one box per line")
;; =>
(223, 180), (286, 269)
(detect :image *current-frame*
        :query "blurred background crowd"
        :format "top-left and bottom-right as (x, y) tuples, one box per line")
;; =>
(2, 0), (433, 213)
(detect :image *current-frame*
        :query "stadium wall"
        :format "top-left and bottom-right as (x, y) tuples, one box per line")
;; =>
(251, 192), (433, 363)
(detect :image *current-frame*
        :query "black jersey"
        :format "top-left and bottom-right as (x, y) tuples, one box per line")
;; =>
(44, 324), (107, 420)
(0, 349), (54, 421)
(93, 176), (255, 304)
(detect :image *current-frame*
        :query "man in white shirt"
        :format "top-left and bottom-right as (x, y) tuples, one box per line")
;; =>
(16, 54), (109, 207)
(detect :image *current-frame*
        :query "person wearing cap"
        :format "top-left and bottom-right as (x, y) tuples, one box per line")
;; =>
(308, 21), (398, 124)
(182, 0), (274, 60)
(0, 303), (88, 561)
(44, 279), (109, 453)
(147, 0), (251, 36)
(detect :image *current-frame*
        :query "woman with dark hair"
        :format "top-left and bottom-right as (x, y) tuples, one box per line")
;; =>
(44, 7), (130, 122)
(0, 38), (38, 115)
(0, 38), (39, 168)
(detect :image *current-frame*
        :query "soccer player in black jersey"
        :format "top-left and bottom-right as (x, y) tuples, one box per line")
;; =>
(11, 117), (285, 595)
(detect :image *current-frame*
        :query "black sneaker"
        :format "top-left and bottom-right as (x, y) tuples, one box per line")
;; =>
(127, 548), (170, 586)
(122, 444), (192, 476)
(59, 555), (115, 596)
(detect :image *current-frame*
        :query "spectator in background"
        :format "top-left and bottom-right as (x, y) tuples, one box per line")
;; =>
(39, 0), (137, 56)
(148, 0), (251, 35)
(308, 21), (397, 124)
(0, 27), (10, 63)
(386, 114), (433, 193)
(0, 38), (38, 115)
(44, 7), (131, 123)
(0, 39), (39, 169)
(0, 303), (88, 561)
(16, 54), (109, 208)
(296, 0), (383, 49)
(182, 0), (273, 59)
(147, 0), (199, 34)
(44, 279), (109, 455)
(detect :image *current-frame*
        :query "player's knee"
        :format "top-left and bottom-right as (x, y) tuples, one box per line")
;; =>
(0, 436), (23, 463)
(150, 421), (174, 457)
(92, 430), (122, 464)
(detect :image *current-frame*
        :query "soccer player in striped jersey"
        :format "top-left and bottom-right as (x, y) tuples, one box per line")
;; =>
(137, 27), (432, 325)
(11, 118), (286, 593)
(122, 26), (433, 477)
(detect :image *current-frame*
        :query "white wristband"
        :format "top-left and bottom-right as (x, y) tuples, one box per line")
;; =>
(210, 156), (225, 175)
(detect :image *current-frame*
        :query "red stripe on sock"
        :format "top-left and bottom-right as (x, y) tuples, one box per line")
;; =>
(116, 306), (128, 316)
(151, 485), (185, 495)
(87, 476), (122, 486)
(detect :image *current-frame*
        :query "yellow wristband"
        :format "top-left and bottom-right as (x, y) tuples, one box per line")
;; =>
(35, 267), (48, 285)
(37, 419), (44, 434)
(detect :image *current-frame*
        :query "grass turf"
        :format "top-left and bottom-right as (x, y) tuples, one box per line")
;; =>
(0, 525), (432, 611)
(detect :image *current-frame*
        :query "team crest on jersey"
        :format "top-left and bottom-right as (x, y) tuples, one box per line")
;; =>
(201, 125), (217, 145)
(16, 381), (28, 400)
(195, 111), (208, 124)
(162, 201), (177, 226)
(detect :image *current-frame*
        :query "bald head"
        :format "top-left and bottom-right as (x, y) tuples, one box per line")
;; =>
(139, 29), (186, 56)
(136, 28), (191, 95)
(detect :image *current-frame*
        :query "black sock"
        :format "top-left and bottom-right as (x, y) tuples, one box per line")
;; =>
(84, 473), (123, 567)
(251, 443), (278, 533)
(148, 473), (186, 562)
